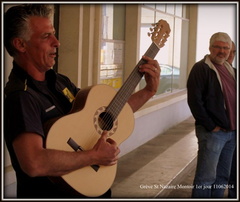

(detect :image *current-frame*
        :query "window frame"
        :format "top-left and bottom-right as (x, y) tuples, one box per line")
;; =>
(139, 4), (189, 97)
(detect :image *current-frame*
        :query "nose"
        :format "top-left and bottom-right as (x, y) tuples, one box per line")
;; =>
(219, 48), (225, 53)
(52, 35), (60, 48)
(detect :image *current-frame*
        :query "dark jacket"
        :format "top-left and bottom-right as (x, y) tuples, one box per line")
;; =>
(187, 55), (236, 131)
(4, 62), (80, 198)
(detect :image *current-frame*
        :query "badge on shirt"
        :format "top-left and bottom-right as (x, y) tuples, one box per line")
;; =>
(62, 88), (75, 103)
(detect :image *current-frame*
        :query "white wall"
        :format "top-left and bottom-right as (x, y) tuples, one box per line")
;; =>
(119, 98), (191, 157)
(196, 3), (237, 66)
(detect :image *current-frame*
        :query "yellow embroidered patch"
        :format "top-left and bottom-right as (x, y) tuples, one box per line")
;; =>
(62, 88), (75, 103)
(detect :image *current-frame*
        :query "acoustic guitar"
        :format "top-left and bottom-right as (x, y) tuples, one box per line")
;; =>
(45, 19), (170, 197)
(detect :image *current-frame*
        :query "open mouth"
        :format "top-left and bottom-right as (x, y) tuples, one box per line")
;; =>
(49, 53), (57, 57)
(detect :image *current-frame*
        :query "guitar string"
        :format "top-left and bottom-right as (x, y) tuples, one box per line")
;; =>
(117, 43), (158, 109)
(111, 31), (170, 117)
(103, 42), (159, 129)
(114, 42), (159, 117)
(85, 28), (169, 155)
(103, 44), (155, 123)
(99, 42), (160, 134)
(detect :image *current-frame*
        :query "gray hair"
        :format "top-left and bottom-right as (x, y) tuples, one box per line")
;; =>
(209, 32), (232, 49)
(4, 4), (54, 56)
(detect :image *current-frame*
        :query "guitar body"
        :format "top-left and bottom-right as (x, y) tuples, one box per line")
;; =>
(45, 19), (170, 197)
(45, 84), (135, 197)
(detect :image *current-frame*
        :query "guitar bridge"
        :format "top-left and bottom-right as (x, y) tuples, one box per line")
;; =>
(67, 138), (99, 172)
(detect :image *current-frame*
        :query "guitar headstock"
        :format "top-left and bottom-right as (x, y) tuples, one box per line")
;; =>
(148, 19), (171, 48)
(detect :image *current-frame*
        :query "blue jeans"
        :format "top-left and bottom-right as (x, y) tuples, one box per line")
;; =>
(228, 148), (236, 198)
(192, 125), (236, 198)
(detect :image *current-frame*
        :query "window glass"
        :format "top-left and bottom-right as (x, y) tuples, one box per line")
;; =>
(173, 18), (182, 92)
(100, 41), (124, 90)
(175, 4), (183, 17)
(166, 4), (175, 15)
(100, 5), (125, 90)
(139, 5), (189, 95)
(141, 7), (155, 24)
(102, 5), (113, 39)
(156, 4), (166, 12)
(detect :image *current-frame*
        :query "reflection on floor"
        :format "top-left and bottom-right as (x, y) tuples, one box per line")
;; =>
(111, 116), (198, 198)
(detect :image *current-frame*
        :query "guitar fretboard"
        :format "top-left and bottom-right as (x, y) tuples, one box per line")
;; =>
(106, 42), (160, 120)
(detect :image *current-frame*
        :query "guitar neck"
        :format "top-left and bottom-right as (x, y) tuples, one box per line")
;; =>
(106, 42), (160, 119)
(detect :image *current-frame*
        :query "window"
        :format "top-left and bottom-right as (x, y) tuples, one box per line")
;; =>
(139, 4), (189, 95)
(100, 5), (125, 90)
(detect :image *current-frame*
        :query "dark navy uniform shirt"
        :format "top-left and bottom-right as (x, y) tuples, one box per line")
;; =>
(5, 62), (111, 198)
(4, 62), (86, 198)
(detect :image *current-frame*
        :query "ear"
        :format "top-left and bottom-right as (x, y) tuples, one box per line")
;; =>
(12, 38), (27, 53)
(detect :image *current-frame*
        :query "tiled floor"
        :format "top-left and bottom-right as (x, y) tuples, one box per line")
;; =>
(165, 164), (196, 198)
(111, 116), (198, 199)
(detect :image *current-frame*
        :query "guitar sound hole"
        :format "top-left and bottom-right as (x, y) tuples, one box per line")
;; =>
(98, 112), (114, 131)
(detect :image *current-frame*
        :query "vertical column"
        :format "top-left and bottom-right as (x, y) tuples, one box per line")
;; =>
(187, 5), (198, 75)
(124, 5), (141, 85)
(58, 4), (82, 87)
